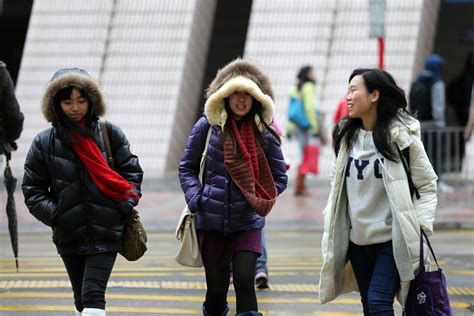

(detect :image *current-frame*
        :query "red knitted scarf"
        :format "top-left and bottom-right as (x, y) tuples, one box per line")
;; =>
(71, 121), (138, 202)
(223, 116), (277, 216)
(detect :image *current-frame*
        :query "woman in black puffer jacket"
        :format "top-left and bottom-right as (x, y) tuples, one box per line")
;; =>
(22, 68), (143, 316)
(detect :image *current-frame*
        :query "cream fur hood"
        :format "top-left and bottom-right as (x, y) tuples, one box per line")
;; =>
(204, 58), (275, 130)
(41, 68), (106, 123)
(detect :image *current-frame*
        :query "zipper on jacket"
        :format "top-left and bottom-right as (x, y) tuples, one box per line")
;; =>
(223, 170), (231, 235)
(75, 154), (94, 245)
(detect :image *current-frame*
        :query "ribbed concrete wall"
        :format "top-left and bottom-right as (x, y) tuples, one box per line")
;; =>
(244, 0), (439, 177)
(12, 0), (443, 179)
(14, 0), (113, 176)
(15, 0), (215, 178)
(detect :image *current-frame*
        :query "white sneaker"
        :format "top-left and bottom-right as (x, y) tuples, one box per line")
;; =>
(81, 308), (105, 316)
(438, 181), (454, 194)
(255, 269), (269, 289)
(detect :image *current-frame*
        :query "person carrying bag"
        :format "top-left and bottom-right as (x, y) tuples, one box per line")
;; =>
(286, 65), (321, 196)
(175, 126), (212, 267)
(319, 68), (438, 315)
(178, 58), (287, 316)
(22, 68), (143, 316)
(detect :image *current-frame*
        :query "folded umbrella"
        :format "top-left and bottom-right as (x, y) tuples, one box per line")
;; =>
(3, 153), (19, 272)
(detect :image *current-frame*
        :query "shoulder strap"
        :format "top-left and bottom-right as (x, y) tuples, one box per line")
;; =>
(398, 146), (420, 200)
(198, 126), (213, 184)
(419, 227), (440, 272)
(100, 121), (115, 170)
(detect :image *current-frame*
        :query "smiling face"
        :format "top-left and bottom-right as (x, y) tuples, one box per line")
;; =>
(228, 90), (253, 120)
(346, 74), (379, 126)
(59, 88), (89, 122)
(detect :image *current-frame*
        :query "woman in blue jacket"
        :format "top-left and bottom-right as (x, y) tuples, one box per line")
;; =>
(179, 59), (287, 316)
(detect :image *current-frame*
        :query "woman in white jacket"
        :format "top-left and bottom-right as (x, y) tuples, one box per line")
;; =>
(319, 69), (437, 315)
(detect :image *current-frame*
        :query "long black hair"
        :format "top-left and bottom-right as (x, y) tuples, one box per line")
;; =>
(52, 86), (98, 141)
(297, 65), (315, 91)
(333, 68), (413, 162)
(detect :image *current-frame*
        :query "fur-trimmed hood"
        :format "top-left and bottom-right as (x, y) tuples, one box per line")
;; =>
(204, 58), (275, 130)
(41, 68), (106, 123)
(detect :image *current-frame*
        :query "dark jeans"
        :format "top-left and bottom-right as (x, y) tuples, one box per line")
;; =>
(348, 241), (400, 316)
(204, 251), (258, 314)
(61, 252), (117, 311)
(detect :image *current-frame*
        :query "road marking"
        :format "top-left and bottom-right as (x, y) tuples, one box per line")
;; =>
(0, 291), (317, 303)
(0, 270), (315, 278)
(1, 281), (473, 297)
(0, 305), (201, 314)
(0, 292), (470, 311)
(329, 298), (470, 309)
(451, 270), (474, 275)
(449, 287), (474, 295)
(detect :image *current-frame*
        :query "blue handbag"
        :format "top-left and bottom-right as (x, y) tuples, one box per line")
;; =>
(288, 96), (311, 130)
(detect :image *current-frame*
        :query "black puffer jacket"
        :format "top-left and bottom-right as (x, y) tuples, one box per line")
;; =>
(22, 121), (143, 254)
(22, 68), (143, 255)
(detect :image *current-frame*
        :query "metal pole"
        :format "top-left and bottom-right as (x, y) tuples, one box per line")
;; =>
(378, 37), (385, 69)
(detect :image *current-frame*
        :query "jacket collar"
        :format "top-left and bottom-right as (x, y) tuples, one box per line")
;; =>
(388, 116), (420, 150)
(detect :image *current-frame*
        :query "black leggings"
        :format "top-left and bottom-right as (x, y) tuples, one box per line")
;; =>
(61, 252), (117, 311)
(204, 251), (258, 314)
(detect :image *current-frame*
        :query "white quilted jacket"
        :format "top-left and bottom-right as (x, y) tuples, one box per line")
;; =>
(319, 116), (438, 308)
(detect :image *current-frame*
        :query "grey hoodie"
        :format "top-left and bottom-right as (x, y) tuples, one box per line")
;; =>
(346, 128), (392, 245)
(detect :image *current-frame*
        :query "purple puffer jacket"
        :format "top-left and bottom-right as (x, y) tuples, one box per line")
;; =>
(179, 116), (288, 233)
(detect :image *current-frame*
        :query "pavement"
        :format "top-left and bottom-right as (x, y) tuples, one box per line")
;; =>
(1, 174), (473, 235)
(0, 174), (473, 315)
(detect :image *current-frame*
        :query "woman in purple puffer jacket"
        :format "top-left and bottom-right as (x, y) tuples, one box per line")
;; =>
(179, 58), (287, 316)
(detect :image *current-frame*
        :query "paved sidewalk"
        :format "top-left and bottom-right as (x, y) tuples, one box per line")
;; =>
(1, 176), (472, 234)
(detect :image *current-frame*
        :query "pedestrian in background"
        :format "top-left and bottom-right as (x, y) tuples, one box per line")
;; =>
(333, 97), (349, 125)
(179, 58), (288, 315)
(287, 65), (320, 196)
(320, 69), (438, 315)
(0, 61), (24, 162)
(22, 68), (143, 316)
(409, 54), (452, 192)
(447, 51), (474, 136)
(447, 51), (474, 167)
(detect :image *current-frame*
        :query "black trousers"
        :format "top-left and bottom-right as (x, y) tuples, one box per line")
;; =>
(204, 251), (258, 314)
(61, 252), (117, 311)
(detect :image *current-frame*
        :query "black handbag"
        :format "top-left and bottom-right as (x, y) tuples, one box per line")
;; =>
(101, 121), (147, 261)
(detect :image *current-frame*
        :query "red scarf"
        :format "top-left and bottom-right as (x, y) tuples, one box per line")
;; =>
(224, 117), (277, 216)
(71, 121), (138, 202)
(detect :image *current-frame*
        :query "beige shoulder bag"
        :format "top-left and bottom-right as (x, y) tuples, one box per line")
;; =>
(175, 126), (212, 267)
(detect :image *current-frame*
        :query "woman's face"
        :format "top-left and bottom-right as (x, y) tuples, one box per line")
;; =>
(346, 75), (378, 121)
(228, 90), (253, 120)
(60, 88), (89, 122)
(307, 68), (315, 81)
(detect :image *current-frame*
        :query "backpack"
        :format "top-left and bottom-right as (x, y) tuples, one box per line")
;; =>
(409, 79), (433, 120)
(288, 96), (311, 130)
